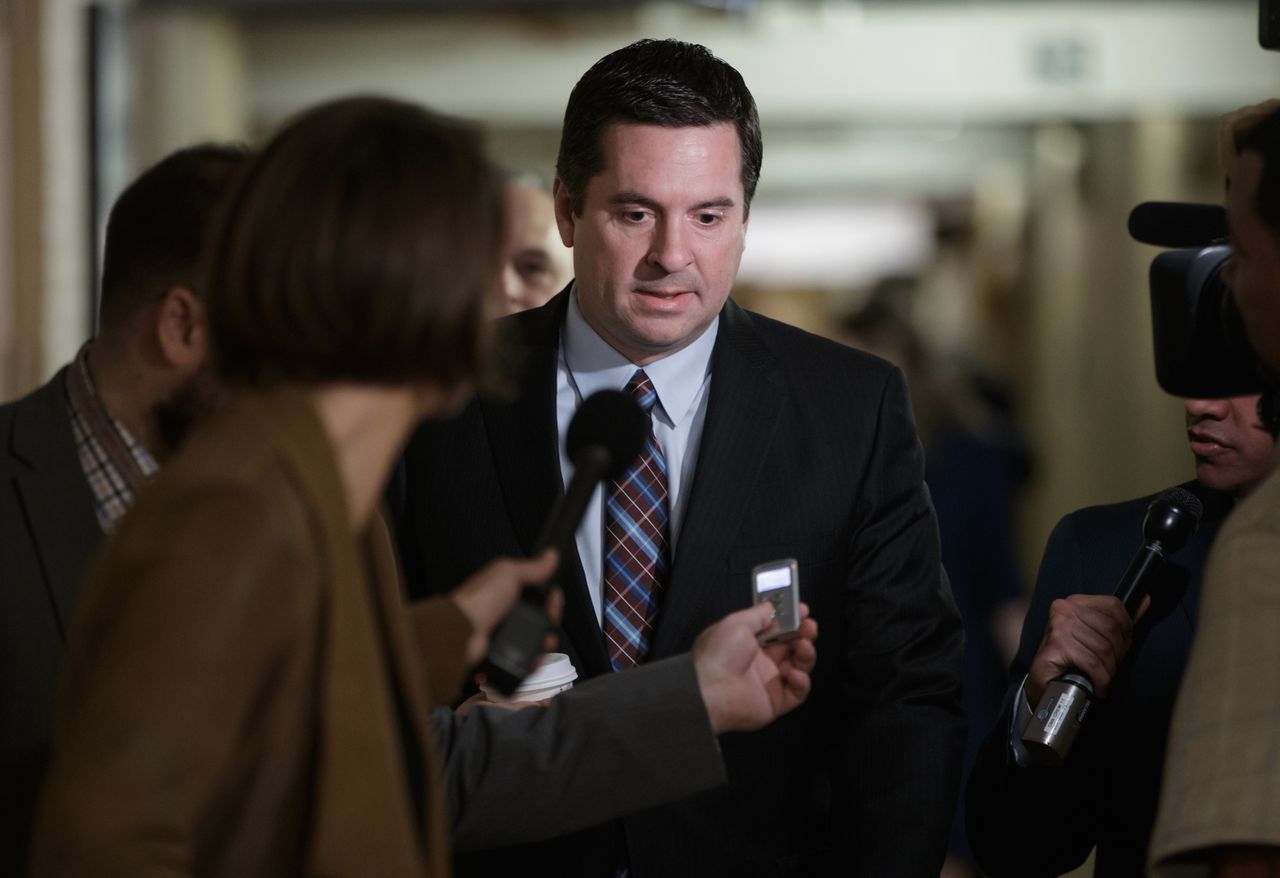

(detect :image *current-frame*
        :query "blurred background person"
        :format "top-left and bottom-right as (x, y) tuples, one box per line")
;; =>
(839, 290), (1028, 878)
(501, 171), (573, 315)
(0, 142), (246, 878)
(1150, 100), (1280, 878)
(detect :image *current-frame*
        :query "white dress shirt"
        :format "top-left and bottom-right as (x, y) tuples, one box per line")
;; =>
(556, 288), (718, 625)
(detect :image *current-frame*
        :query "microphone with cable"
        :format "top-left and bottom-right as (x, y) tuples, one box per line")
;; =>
(1020, 486), (1204, 767)
(476, 389), (647, 696)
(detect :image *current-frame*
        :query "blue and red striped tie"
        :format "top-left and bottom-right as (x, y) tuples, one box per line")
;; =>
(602, 369), (670, 672)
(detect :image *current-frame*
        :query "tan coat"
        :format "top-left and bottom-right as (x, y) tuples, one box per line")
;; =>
(1149, 456), (1280, 877)
(29, 388), (472, 878)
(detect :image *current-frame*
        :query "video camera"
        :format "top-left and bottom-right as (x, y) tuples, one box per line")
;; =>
(1132, 201), (1267, 398)
(1138, 0), (1280, 408)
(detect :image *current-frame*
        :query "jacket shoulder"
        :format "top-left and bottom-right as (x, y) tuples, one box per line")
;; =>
(731, 305), (900, 389)
(0, 369), (74, 475)
(1055, 481), (1210, 543)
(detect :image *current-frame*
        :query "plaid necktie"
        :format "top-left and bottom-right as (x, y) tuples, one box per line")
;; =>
(602, 369), (670, 672)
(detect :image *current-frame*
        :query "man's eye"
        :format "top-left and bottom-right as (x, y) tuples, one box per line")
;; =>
(623, 210), (649, 223)
(696, 212), (721, 226)
(515, 257), (551, 279)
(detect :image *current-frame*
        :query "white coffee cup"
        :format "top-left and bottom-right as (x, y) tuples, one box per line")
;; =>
(479, 652), (578, 703)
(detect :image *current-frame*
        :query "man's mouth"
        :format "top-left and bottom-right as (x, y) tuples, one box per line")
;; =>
(1188, 428), (1233, 456)
(635, 287), (693, 298)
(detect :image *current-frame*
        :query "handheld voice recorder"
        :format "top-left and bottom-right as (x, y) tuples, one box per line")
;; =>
(751, 558), (801, 644)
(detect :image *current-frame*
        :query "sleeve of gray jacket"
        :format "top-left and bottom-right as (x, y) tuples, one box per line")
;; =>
(434, 654), (727, 850)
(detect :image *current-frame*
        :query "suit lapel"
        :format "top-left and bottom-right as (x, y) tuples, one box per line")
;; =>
(650, 301), (787, 657)
(10, 369), (103, 641)
(480, 300), (564, 556)
(481, 291), (611, 675)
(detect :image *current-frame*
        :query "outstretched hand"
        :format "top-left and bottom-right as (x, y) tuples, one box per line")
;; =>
(693, 602), (818, 734)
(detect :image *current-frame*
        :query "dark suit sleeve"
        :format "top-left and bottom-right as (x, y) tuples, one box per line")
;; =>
(434, 655), (726, 850)
(832, 367), (967, 875)
(966, 512), (1107, 877)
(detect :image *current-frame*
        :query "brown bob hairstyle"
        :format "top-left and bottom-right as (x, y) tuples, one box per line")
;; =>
(203, 96), (505, 390)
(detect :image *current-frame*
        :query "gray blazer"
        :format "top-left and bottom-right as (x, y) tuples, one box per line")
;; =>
(434, 654), (725, 852)
(0, 368), (103, 877)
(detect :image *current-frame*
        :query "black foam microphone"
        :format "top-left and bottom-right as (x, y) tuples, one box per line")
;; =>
(1020, 486), (1203, 766)
(1128, 201), (1228, 248)
(477, 389), (647, 696)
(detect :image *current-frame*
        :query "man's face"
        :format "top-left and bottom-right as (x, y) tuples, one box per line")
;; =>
(1184, 394), (1274, 497)
(555, 122), (748, 365)
(501, 181), (573, 315)
(1226, 150), (1280, 375)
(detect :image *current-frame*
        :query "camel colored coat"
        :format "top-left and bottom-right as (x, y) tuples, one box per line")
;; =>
(29, 389), (472, 878)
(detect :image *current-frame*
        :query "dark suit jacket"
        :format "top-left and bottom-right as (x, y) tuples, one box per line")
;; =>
(398, 291), (967, 877)
(965, 483), (1230, 878)
(0, 368), (102, 877)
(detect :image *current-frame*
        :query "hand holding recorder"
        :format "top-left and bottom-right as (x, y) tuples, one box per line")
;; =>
(695, 601), (818, 733)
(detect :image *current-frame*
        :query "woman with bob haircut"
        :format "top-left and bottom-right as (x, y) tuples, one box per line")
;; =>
(28, 95), (557, 878)
(28, 96), (818, 878)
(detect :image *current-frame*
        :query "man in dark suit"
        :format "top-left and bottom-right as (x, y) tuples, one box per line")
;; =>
(398, 38), (966, 877)
(966, 392), (1275, 878)
(0, 143), (246, 877)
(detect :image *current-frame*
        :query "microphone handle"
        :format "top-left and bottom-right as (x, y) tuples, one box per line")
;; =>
(532, 445), (612, 562)
(1021, 541), (1167, 766)
(1049, 541), (1165, 695)
(1112, 542), (1167, 617)
(479, 445), (612, 695)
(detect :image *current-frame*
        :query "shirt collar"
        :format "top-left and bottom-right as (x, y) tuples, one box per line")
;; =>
(66, 341), (158, 479)
(562, 286), (718, 428)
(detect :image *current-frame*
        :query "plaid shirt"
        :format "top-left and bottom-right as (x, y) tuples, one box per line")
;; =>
(65, 343), (158, 534)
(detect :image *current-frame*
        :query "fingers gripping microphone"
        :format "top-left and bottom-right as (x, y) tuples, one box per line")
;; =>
(1021, 487), (1203, 766)
(478, 390), (647, 696)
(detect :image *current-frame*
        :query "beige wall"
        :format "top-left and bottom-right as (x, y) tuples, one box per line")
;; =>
(1, 0), (45, 400)
(1021, 120), (1196, 570)
(1, 0), (93, 399)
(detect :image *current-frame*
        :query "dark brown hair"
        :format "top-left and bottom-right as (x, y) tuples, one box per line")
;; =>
(204, 96), (504, 389)
(555, 39), (762, 217)
(98, 143), (248, 334)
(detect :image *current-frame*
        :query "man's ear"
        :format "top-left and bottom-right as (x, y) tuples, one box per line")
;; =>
(155, 286), (207, 370)
(552, 178), (576, 248)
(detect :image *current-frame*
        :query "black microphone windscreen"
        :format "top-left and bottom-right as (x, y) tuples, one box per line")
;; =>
(566, 389), (647, 481)
(1128, 201), (1228, 248)
(1142, 486), (1204, 553)
(1159, 486), (1204, 522)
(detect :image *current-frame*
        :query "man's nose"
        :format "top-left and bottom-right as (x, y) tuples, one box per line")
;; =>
(1185, 397), (1231, 420)
(647, 218), (693, 273)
